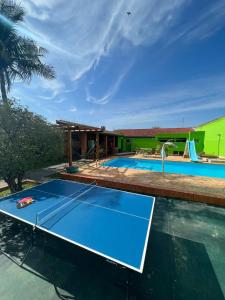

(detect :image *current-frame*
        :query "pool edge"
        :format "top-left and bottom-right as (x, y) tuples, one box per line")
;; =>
(60, 172), (225, 207)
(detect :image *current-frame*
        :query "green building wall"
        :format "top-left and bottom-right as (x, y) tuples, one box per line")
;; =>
(196, 116), (225, 158)
(117, 136), (129, 152)
(117, 136), (157, 152)
(189, 131), (205, 153)
(117, 131), (205, 154)
(128, 137), (157, 152)
(156, 131), (204, 154)
(116, 136), (122, 151)
(117, 116), (225, 157)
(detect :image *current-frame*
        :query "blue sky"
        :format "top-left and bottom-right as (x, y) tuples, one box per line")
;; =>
(10, 0), (225, 129)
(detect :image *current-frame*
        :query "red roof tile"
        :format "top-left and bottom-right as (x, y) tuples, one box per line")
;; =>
(114, 128), (193, 137)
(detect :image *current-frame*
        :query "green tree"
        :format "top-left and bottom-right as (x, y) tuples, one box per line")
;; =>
(0, 0), (55, 103)
(0, 101), (64, 192)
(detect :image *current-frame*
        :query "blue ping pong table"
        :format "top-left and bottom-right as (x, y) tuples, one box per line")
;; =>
(0, 179), (155, 273)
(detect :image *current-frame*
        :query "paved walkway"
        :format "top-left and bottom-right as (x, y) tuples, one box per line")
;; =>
(0, 181), (7, 189)
(25, 163), (66, 182)
(0, 162), (67, 189)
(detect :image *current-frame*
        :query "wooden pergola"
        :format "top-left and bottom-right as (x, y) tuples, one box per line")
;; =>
(56, 120), (119, 166)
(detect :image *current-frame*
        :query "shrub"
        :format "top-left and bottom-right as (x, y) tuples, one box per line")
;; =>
(0, 101), (64, 192)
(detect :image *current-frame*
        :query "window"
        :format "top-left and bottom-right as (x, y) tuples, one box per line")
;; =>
(175, 138), (186, 142)
(158, 138), (174, 142)
(158, 137), (187, 143)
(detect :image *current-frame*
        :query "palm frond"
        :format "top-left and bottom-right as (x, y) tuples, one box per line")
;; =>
(0, 0), (24, 23)
(0, 0), (55, 100)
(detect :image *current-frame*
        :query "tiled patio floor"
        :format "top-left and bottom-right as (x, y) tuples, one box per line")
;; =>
(67, 156), (225, 205)
(0, 197), (224, 300)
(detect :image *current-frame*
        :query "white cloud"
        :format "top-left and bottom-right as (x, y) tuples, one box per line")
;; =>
(166, 0), (225, 45)
(184, 1), (225, 42)
(11, 76), (65, 107)
(99, 74), (225, 128)
(69, 106), (77, 112)
(88, 110), (95, 115)
(86, 62), (132, 104)
(22, 0), (61, 21)
(46, 78), (64, 94)
(15, 0), (225, 104)
(55, 98), (66, 104)
(7, 0), (225, 126)
(20, 0), (189, 82)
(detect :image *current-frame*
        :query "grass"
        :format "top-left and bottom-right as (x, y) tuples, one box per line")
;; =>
(47, 172), (62, 179)
(0, 182), (37, 197)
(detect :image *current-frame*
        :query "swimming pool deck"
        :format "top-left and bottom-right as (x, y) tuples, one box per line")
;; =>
(61, 155), (225, 206)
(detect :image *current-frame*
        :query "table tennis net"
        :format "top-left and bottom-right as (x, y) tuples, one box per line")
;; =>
(36, 182), (97, 228)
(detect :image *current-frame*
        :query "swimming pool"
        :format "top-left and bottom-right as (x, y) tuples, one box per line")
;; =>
(102, 157), (225, 179)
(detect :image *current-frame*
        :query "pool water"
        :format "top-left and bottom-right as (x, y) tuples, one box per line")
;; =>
(102, 157), (225, 179)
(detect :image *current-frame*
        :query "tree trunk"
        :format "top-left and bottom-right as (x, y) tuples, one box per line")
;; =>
(4, 174), (24, 193)
(17, 173), (24, 191)
(4, 176), (17, 193)
(0, 71), (8, 104)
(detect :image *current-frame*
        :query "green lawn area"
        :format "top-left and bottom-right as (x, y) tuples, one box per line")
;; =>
(0, 182), (37, 197)
(47, 172), (61, 179)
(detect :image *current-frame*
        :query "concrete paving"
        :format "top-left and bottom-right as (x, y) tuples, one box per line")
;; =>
(72, 156), (225, 203)
(1, 157), (225, 299)
(0, 163), (67, 190)
(0, 181), (7, 189)
(25, 163), (66, 182)
(0, 197), (225, 300)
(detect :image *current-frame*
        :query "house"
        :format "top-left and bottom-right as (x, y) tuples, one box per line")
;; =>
(115, 128), (204, 155)
(57, 114), (225, 163)
(56, 120), (120, 166)
(195, 115), (225, 158)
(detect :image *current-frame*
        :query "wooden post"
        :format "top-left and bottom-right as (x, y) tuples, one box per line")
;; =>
(81, 132), (88, 157)
(68, 128), (72, 167)
(104, 135), (108, 157)
(96, 132), (99, 160)
(112, 136), (116, 154)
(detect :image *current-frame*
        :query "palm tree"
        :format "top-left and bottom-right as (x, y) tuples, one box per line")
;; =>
(0, 0), (55, 103)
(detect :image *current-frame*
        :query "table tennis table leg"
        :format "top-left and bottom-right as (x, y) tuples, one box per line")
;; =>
(19, 226), (36, 266)
(112, 265), (133, 300)
(124, 268), (131, 300)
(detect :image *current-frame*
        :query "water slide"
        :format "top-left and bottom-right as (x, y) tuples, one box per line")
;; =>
(187, 140), (201, 162)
